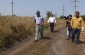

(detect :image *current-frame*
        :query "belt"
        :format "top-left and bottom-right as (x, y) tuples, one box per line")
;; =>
(36, 24), (40, 25)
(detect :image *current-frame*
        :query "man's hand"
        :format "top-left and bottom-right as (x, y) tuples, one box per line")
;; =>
(82, 27), (84, 32)
(40, 22), (44, 26)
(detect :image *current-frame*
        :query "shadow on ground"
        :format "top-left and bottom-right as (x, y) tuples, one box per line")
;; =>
(52, 31), (60, 33)
(79, 40), (85, 44)
(42, 37), (51, 40)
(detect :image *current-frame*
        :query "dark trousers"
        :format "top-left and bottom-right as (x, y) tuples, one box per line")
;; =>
(50, 23), (54, 32)
(72, 28), (81, 44)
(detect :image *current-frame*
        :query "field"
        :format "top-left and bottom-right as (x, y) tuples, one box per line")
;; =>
(0, 16), (35, 50)
(0, 16), (85, 55)
(0, 16), (65, 51)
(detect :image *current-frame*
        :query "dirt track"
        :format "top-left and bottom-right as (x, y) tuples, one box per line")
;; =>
(1, 26), (85, 55)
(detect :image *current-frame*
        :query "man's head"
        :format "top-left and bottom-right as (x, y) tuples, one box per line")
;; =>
(69, 15), (72, 19)
(68, 15), (72, 20)
(75, 11), (80, 18)
(36, 11), (41, 17)
(51, 14), (54, 17)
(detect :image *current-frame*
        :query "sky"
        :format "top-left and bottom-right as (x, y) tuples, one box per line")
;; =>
(0, 0), (85, 17)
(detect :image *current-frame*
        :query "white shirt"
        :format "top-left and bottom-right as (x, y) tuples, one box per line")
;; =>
(47, 17), (56, 23)
(34, 16), (44, 24)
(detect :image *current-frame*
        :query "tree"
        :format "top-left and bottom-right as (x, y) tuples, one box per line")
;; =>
(46, 11), (53, 18)
(81, 15), (85, 21)
(60, 15), (67, 20)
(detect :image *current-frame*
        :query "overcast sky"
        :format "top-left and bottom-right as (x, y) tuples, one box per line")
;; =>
(0, 0), (85, 17)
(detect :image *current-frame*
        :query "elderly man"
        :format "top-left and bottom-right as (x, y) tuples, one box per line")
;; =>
(34, 11), (44, 42)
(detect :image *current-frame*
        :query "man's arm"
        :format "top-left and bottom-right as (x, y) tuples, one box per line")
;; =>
(81, 18), (84, 31)
(40, 17), (44, 26)
(54, 17), (56, 23)
(70, 18), (73, 28)
(34, 18), (36, 23)
(81, 18), (84, 27)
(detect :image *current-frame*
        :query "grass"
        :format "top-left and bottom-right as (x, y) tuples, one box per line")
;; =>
(0, 16), (35, 51)
(0, 16), (66, 51)
(0, 16), (59, 50)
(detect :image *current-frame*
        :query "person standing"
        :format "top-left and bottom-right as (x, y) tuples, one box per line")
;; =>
(66, 15), (72, 40)
(71, 11), (84, 45)
(47, 14), (56, 32)
(34, 11), (44, 42)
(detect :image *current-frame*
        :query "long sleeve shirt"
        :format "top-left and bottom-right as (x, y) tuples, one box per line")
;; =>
(47, 17), (56, 23)
(71, 16), (84, 29)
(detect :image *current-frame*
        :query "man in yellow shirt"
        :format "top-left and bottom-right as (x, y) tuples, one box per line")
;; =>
(71, 11), (84, 45)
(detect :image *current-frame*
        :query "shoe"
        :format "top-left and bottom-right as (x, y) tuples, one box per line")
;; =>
(34, 40), (38, 42)
(77, 44), (80, 47)
(84, 42), (85, 44)
(67, 39), (69, 40)
(72, 41), (74, 43)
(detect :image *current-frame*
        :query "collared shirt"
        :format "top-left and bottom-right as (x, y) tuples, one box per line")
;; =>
(71, 16), (84, 29)
(34, 16), (44, 24)
(47, 17), (56, 23)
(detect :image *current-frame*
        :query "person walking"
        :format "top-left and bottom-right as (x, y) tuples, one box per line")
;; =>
(47, 14), (56, 32)
(71, 11), (84, 45)
(34, 11), (44, 42)
(66, 15), (72, 40)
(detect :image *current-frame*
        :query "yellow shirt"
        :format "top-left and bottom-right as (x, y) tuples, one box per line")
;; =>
(71, 16), (84, 29)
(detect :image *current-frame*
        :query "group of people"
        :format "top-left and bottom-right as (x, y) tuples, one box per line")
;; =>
(66, 11), (84, 45)
(34, 10), (84, 46)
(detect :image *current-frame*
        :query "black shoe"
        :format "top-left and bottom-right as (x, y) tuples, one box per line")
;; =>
(84, 42), (85, 44)
(67, 39), (69, 40)
(41, 37), (44, 39)
(34, 40), (38, 42)
(72, 41), (74, 43)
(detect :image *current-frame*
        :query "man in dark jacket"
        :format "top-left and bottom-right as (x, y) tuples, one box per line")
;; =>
(66, 15), (72, 40)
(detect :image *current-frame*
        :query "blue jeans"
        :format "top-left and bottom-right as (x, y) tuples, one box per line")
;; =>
(72, 28), (81, 44)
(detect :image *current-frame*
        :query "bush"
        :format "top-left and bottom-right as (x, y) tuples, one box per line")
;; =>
(81, 15), (85, 21)
(46, 11), (53, 18)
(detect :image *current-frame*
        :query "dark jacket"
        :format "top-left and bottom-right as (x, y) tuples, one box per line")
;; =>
(66, 20), (72, 30)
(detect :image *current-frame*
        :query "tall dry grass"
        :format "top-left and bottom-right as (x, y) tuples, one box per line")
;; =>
(0, 16), (65, 51)
(0, 16), (36, 50)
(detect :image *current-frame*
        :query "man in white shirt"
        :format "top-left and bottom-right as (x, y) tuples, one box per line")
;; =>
(47, 14), (56, 32)
(34, 11), (44, 42)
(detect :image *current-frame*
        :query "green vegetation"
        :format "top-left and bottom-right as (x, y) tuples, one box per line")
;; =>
(81, 15), (85, 21)
(46, 11), (53, 18)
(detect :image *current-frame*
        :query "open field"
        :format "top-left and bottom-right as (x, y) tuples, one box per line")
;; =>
(0, 16), (65, 51)
(0, 16), (85, 55)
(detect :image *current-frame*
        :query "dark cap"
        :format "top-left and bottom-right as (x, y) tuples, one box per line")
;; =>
(69, 15), (72, 17)
(36, 11), (40, 14)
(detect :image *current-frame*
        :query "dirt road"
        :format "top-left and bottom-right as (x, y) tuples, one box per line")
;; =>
(1, 26), (85, 55)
